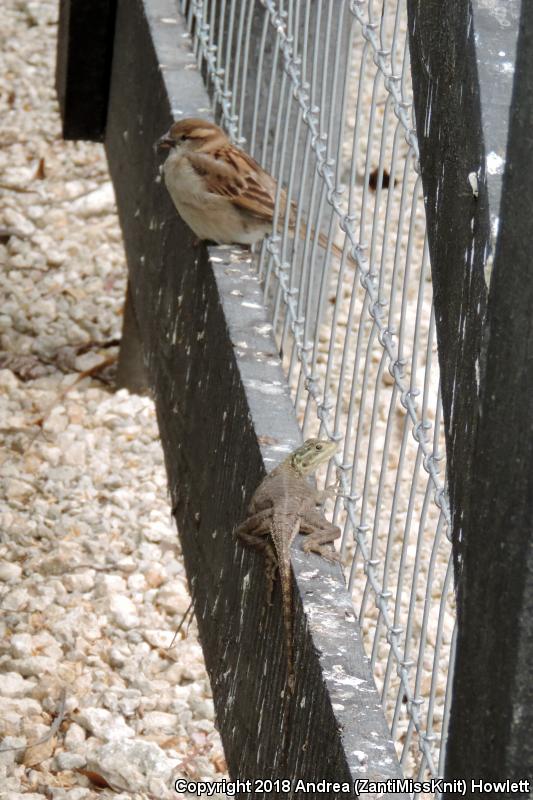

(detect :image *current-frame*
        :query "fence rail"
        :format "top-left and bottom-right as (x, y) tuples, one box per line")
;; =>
(57, 0), (532, 795)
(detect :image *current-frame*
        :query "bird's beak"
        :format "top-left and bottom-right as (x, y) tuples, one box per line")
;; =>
(156, 132), (175, 151)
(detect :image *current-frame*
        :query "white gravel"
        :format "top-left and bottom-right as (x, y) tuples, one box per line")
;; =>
(0, 1), (226, 797)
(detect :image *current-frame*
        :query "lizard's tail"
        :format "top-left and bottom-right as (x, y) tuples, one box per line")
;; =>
(277, 551), (295, 694)
(270, 515), (298, 779)
(281, 685), (292, 782)
(277, 551), (295, 782)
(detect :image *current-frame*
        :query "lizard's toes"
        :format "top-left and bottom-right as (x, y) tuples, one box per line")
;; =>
(303, 545), (342, 563)
(323, 551), (343, 564)
(318, 546), (342, 561)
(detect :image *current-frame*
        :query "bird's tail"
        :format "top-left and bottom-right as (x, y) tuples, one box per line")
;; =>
(296, 211), (355, 263)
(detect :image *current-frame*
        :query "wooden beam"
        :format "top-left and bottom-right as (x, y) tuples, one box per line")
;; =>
(56, 0), (117, 141)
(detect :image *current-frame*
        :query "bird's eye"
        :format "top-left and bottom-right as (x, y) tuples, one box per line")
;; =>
(316, 444), (322, 450)
(180, 135), (188, 142)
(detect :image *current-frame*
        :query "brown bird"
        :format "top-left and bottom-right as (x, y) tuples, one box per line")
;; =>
(157, 117), (346, 256)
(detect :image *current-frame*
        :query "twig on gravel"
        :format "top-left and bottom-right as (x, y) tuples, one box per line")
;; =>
(76, 338), (121, 354)
(0, 687), (67, 754)
(22, 354), (118, 454)
(0, 182), (38, 194)
(58, 561), (134, 573)
(76, 768), (166, 799)
(168, 598), (194, 648)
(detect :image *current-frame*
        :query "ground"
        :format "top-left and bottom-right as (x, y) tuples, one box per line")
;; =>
(0, 2), (227, 797)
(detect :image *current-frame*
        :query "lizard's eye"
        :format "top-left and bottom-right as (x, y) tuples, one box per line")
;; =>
(315, 444), (322, 450)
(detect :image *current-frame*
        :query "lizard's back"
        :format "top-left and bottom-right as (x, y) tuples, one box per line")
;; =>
(248, 465), (317, 516)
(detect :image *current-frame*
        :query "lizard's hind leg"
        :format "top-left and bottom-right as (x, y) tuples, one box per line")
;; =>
(238, 530), (278, 605)
(263, 541), (278, 605)
(300, 509), (342, 563)
(235, 514), (279, 605)
(234, 507), (272, 538)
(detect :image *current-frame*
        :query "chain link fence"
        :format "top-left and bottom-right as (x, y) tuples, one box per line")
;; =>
(176, 0), (456, 789)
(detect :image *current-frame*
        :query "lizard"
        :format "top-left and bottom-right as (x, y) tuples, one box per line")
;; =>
(235, 438), (342, 694)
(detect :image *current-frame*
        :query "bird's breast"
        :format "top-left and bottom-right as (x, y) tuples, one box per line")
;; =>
(163, 154), (206, 207)
(162, 152), (270, 245)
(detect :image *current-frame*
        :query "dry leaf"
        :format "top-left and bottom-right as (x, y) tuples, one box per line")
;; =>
(160, 735), (183, 749)
(35, 157), (46, 180)
(22, 734), (56, 766)
(76, 768), (112, 789)
(213, 754), (227, 773)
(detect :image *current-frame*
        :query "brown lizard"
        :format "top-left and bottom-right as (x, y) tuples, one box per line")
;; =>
(235, 438), (342, 694)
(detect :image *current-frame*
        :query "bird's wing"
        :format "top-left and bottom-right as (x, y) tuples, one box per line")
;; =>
(188, 147), (288, 223)
(188, 147), (347, 260)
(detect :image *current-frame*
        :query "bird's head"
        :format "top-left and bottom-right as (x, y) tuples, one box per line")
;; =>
(289, 438), (338, 476)
(156, 118), (227, 154)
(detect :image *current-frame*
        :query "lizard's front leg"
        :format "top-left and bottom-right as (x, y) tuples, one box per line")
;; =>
(314, 480), (340, 505)
(300, 509), (342, 562)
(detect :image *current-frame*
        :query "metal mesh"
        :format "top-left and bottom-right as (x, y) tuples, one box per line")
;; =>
(177, 0), (456, 790)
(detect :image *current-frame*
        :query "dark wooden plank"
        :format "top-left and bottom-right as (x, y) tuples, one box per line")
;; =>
(115, 281), (150, 394)
(407, 0), (530, 785)
(56, 0), (118, 141)
(103, 0), (408, 794)
(407, 1), (489, 583)
(444, 0), (533, 783)
(407, 0), (520, 578)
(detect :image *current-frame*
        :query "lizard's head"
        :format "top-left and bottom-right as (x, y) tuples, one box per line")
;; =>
(290, 438), (338, 476)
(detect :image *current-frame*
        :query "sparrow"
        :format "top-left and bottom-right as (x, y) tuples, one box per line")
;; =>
(157, 117), (345, 256)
